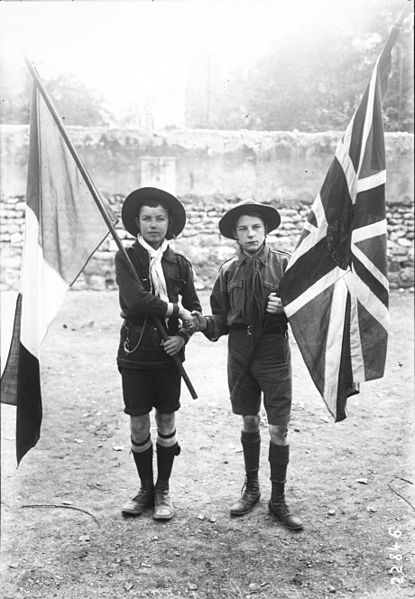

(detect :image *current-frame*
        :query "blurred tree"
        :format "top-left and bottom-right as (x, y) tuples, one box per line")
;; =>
(0, 58), (32, 123)
(0, 59), (112, 126)
(44, 73), (112, 126)
(185, 1), (413, 132)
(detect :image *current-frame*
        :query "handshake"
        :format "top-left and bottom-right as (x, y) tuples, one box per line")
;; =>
(178, 309), (207, 333)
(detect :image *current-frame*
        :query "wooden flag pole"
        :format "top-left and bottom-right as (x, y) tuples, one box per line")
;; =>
(395, 1), (412, 28)
(24, 57), (198, 400)
(380, 2), (412, 60)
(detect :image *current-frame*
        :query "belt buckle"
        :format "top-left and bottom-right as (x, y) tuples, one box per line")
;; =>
(247, 325), (253, 336)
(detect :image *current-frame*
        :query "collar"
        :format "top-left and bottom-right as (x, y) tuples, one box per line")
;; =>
(133, 240), (177, 263)
(239, 242), (269, 266)
(162, 245), (177, 263)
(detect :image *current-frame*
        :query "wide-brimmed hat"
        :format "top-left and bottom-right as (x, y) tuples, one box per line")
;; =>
(219, 200), (281, 239)
(121, 187), (186, 239)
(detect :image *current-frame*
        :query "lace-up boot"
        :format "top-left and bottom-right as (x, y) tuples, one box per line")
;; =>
(268, 491), (303, 530)
(121, 480), (154, 516)
(153, 442), (180, 521)
(268, 442), (303, 530)
(230, 471), (261, 516)
(153, 480), (174, 520)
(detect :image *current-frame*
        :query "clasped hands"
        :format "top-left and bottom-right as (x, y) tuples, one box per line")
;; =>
(179, 308), (206, 333)
(177, 292), (284, 336)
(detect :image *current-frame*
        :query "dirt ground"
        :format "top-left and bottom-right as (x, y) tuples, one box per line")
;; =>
(1, 289), (414, 599)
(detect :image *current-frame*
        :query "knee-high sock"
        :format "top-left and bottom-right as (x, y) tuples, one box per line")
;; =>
(156, 430), (180, 484)
(241, 430), (261, 476)
(131, 434), (153, 483)
(269, 442), (289, 498)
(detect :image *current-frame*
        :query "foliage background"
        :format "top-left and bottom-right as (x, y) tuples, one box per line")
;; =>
(0, 0), (413, 132)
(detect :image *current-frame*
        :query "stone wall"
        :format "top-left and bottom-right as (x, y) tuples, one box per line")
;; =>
(0, 126), (413, 291)
(2, 126), (413, 202)
(1, 193), (413, 292)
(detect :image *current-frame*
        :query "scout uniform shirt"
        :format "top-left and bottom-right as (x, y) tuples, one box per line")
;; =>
(115, 241), (201, 369)
(203, 243), (290, 341)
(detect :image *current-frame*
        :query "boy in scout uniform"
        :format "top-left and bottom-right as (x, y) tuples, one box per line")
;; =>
(188, 201), (303, 530)
(116, 187), (201, 521)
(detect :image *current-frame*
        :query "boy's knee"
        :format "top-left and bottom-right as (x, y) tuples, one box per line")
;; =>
(269, 424), (288, 445)
(155, 410), (176, 434)
(242, 414), (260, 432)
(130, 414), (150, 442)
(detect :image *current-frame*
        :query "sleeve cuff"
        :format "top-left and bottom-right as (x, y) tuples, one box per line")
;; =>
(165, 302), (179, 317)
(203, 316), (220, 341)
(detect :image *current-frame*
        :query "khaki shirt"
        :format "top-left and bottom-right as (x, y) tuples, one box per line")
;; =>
(204, 243), (290, 341)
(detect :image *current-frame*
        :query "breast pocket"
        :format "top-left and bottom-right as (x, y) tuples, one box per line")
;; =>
(227, 279), (244, 311)
(172, 278), (186, 300)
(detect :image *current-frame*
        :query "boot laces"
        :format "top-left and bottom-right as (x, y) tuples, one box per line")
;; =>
(133, 479), (153, 499)
(155, 483), (171, 505)
(273, 496), (291, 516)
(241, 476), (259, 500)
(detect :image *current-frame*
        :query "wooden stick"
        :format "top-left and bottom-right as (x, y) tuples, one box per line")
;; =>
(22, 503), (100, 527)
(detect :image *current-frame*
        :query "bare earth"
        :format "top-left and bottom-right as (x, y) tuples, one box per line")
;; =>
(1, 290), (414, 599)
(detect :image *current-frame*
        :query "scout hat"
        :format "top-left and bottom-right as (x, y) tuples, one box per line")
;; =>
(219, 200), (281, 239)
(121, 187), (186, 239)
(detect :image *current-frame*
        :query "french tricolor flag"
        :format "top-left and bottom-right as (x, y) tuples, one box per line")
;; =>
(1, 78), (114, 464)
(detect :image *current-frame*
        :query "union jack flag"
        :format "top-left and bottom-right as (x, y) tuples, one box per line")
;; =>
(279, 17), (405, 422)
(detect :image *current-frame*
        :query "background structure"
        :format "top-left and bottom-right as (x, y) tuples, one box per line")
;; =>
(1, 127), (413, 291)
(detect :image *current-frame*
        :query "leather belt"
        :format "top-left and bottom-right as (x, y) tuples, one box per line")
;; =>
(230, 323), (288, 336)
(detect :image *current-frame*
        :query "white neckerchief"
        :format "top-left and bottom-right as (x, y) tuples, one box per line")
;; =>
(137, 234), (169, 303)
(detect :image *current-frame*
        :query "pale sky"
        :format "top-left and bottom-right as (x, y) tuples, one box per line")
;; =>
(0, 0), (407, 127)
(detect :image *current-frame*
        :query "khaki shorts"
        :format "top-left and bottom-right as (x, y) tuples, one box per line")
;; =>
(227, 329), (292, 426)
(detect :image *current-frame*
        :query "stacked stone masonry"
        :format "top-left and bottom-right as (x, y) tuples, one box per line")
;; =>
(0, 193), (413, 292)
(0, 127), (413, 292)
